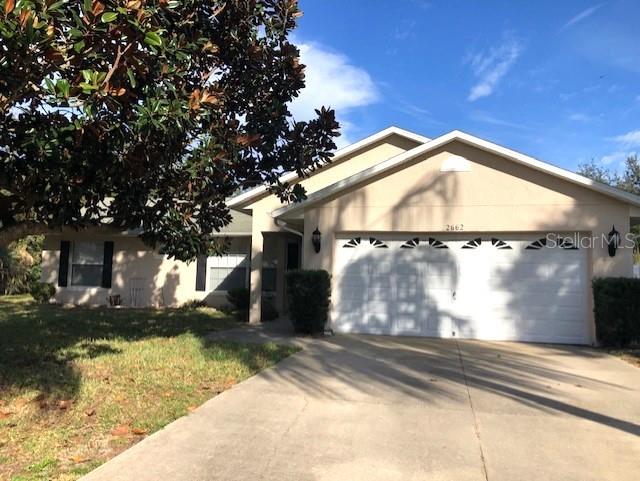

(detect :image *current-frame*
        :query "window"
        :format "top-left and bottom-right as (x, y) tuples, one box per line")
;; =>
(209, 253), (248, 291)
(71, 242), (103, 286)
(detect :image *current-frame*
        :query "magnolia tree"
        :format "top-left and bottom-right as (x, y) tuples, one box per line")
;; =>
(0, 0), (339, 260)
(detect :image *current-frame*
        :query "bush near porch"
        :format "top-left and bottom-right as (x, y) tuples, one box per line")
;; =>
(0, 295), (297, 481)
(286, 270), (331, 334)
(593, 278), (640, 347)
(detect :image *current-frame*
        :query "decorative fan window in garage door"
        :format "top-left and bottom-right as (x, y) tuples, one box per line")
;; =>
(369, 237), (388, 248)
(560, 237), (579, 250)
(525, 238), (548, 250)
(428, 238), (449, 249)
(401, 238), (420, 248)
(524, 236), (580, 251)
(342, 237), (389, 248)
(491, 238), (512, 249)
(343, 237), (362, 248)
(462, 238), (482, 249)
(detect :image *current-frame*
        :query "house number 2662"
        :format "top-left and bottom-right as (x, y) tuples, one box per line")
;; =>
(446, 224), (464, 231)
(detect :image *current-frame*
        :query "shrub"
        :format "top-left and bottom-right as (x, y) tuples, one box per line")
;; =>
(30, 282), (56, 304)
(592, 277), (640, 347)
(180, 299), (208, 309)
(227, 287), (250, 311)
(261, 299), (279, 322)
(286, 270), (331, 334)
(217, 304), (235, 316)
(0, 235), (44, 295)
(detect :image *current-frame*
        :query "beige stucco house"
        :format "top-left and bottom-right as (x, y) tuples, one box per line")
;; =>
(41, 127), (640, 344)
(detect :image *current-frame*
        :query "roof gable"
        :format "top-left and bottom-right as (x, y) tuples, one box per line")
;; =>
(272, 130), (640, 218)
(227, 126), (430, 208)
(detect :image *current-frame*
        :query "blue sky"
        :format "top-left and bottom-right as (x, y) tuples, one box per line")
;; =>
(289, 0), (640, 173)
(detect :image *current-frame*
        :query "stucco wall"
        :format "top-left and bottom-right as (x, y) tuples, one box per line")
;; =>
(246, 133), (422, 321)
(301, 141), (634, 280)
(42, 232), (250, 307)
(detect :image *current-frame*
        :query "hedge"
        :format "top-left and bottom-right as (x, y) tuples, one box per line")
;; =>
(286, 270), (331, 334)
(592, 277), (640, 347)
(30, 282), (55, 304)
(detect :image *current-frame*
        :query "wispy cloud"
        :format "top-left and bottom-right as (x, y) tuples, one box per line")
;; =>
(465, 33), (523, 102)
(290, 40), (380, 147)
(600, 150), (633, 165)
(469, 110), (524, 129)
(393, 100), (441, 125)
(560, 4), (603, 32)
(394, 20), (417, 41)
(569, 112), (595, 122)
(610, 129), (640, 147)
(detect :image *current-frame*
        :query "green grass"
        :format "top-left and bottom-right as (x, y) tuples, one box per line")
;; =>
(0, 295), (298, 481)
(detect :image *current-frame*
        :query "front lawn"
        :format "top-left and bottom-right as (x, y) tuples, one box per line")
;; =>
(0, 295), (297, 481)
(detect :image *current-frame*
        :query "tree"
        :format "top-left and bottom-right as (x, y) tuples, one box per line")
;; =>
(0, 0), (339, 260)
(618, 155), (640, 195)
(0, 235), (43, 294)
(576, 158), (621, 186)
(577, 155), (640, 195)
(578, 155), (640, 261)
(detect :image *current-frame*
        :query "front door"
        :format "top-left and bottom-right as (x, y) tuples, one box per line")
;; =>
(284, 240), (301, 312)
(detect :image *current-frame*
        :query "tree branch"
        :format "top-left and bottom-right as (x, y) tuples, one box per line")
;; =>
(102, 43), (132, 88)
(0, 222), (55, 247)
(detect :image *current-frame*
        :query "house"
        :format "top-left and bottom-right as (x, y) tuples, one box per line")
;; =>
(41, 127), (640, 344)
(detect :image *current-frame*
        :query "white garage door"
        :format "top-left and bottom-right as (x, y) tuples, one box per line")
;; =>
(332, 234), (590, 344)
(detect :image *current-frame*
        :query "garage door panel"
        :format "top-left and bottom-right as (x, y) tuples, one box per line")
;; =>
(396, 283), (424, 301)
(364, 313), (392, 334)
(555, 320), (589, 338)
(336, 275), (368, 289)
(332, 234), (589, 344)
(395, 315), (424, 334)
(425, 313), (454, 336)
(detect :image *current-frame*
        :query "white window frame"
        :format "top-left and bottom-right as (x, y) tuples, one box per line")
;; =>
(68, 241), (104, 288)
(207, 252), (250, 293)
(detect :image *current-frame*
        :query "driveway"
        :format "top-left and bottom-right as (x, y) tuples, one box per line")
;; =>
(82, 334), (640, 481)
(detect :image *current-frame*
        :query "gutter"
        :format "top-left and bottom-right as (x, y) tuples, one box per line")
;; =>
(274, 219), (303, 238)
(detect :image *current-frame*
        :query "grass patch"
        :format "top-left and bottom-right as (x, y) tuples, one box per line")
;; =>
(0, 295), (298, 481)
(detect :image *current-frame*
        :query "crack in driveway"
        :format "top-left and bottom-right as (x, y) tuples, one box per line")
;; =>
(456, 340), (489, 481)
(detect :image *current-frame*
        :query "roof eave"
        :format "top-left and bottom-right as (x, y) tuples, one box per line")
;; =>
(272, 130), (640, 218)
(227, 126), (430, 209)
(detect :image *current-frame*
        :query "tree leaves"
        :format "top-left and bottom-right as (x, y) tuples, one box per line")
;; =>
(0, 0), (340, 258)
(100, 12), (118, 23)
(144, 31), (162, 47)
(4, 0), (15, 15)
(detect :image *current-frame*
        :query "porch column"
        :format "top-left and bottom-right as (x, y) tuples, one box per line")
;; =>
(249, 226), (263, 324)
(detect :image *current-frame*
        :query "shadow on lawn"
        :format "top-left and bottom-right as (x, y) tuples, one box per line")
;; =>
(0, 297), (235, 401)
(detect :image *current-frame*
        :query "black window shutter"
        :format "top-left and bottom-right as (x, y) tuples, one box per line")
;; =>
(195, 255), (207, 291)
(102, 241), (114, 288)
(58, 241), (70, 287)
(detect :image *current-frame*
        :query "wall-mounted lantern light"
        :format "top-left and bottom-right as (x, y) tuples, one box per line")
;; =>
(607, 225), (620, 257)
(312, 227), (322, 253)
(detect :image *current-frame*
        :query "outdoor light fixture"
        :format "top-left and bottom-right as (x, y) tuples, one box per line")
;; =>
(606, 225), (620, 257)
(312, 227), (322, 253)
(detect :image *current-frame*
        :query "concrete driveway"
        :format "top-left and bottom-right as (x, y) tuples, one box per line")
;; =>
(82, 333), (640, 481)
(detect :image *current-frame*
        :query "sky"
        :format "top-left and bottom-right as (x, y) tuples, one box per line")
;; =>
(288, 0), (640, 173)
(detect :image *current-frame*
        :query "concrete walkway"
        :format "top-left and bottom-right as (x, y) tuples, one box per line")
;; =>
(82, 325), (640, 481)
